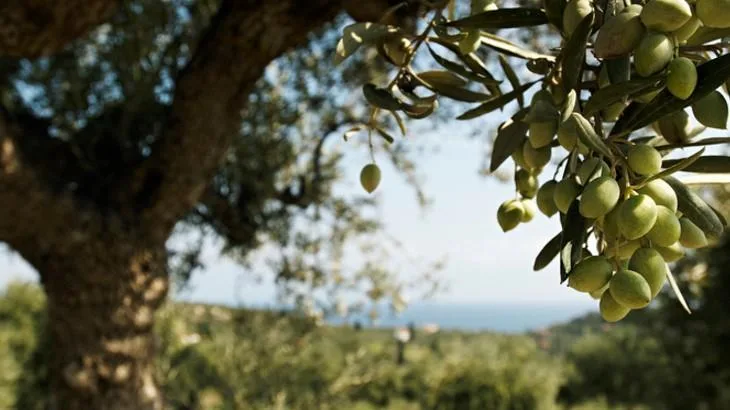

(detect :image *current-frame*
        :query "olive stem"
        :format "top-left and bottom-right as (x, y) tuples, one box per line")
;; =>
(554, 155), (570, 180)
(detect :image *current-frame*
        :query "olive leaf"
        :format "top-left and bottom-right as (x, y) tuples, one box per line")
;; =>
(534, 232), (563, 271)
(395, 87), (440, 119)
(499, 55), (523, 107)
(662, 155), (730, 173)
(543, 0), (567, 30)
(561, 89), (577, 123)
(710, 204), (728, 228)
(412, 71), (492, 102)
(457, 80), (538, 120)
(664, 176), (725, 240)
(657, 137), (730, 149)
(428, 38), (502, 92)
(389, 110), (407, 136)
(417, 70), (469, 87)
(433, 15), (467, 41)
(640, 148), (705, 184)
(606, 56), (631, 84)
(685, 27), (730, 46)
(524, 100), (560, 123)
(584, 77), (662, 115)
(427, 45), (494, 83)
(343, 126), (363, 141)
(445, 8), (549, 29)
(666, 270), (692, 315)
(334, 23), (399, 65)
(399, 87), (438, 106)
(571, 112), (615, 160)
(489, 108), (530, 172)
(402, 102), (438, 119)
(612, 53), (730, 135)
(363, 84), (403, 111)
(480, 32), (555, 61)
(374, 126), (395, 144)
(560, 201), (587, 283)
(561, 12), (594, 93)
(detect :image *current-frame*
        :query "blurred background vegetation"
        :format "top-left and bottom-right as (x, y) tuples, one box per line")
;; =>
(3, 0), (730, 409)
(3, 214), (730, 410)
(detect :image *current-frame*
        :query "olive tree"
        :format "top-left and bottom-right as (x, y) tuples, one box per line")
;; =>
(0, 1), (438, 409)
(2, 0), (730, 408)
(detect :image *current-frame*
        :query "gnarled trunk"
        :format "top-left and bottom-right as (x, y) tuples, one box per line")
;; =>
(33, 238), (168, 410)
(0, 1), (412, 408)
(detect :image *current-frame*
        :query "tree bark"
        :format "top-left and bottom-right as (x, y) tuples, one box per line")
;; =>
(1, 107), (169, 410)
(34, 238), (168, 410)
(0, 1), (414, 409)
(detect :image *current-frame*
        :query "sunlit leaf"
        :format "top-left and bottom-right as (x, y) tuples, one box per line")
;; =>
(665, 176), (725, 240)
(571, 112), (615, 160)
(480, 32), (555, 61)
(334, 23), (399, 65)
(561, 89), (577, 123)
(666, 270), (692, 314)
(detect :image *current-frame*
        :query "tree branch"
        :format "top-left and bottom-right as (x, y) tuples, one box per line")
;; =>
(0, 0), (121, 57)
(127, 0), (347, 239)
(0, 107), (105, 263)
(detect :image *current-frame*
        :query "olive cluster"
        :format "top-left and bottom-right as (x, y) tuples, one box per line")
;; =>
(496, 0), (729, 322)
(587, 0), (730, 102)
(499, 100), (716, 322)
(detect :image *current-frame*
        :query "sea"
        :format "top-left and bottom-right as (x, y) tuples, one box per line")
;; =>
(326, 302), (594, 334)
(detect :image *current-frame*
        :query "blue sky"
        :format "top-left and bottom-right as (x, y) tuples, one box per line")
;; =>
(0, 124), (596, 314)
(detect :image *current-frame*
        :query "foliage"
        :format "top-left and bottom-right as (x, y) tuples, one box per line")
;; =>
(338, 0), (730, 322)
(0, 0), (446, 319)
(0, 281), (566, 410)
(560, 326), (672, 408)
(0, 282), (47, 410)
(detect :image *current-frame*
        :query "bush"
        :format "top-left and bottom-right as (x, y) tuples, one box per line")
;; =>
(0, 282), (565, 410)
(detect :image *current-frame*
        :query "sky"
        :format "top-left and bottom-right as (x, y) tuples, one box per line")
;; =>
(0, 121), (597, 315)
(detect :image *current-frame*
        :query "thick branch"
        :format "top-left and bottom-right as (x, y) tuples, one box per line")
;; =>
(0, 108), (104, 261)
(0, 0), (121, 57)
(129, 0), (345, 238)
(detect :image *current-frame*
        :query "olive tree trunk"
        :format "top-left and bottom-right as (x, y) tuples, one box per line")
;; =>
(35, 239), (168, 410)
(0, 1), (402, 408)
